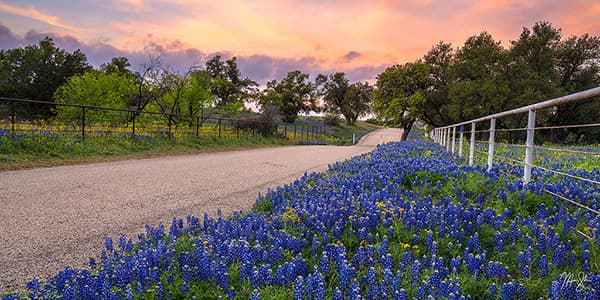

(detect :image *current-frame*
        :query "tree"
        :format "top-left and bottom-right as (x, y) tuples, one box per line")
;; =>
(344, 82), (373, 124)
(373, 62), (429, 141)
(258, 70), (317, 123)
(0, 37), (91, 117)
(422, 41), (454, 127)
(100, 56), (134, 76)
(317, 72), (371, 125)
(447, 32), (510, 122)
(146, 68), (212, 127)
(53, 69), (136, 125)
(205, 55), (257, 112)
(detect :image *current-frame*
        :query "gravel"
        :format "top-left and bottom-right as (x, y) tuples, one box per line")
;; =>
(0, 128), (403, 291)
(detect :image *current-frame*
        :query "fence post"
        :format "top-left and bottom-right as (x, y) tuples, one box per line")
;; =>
(451, 126), (456, 154)
(132, 114), (136, 141)
(10, 100), (15, 140)
(294, 124), (297, 140)
(284, 124), (287, 138)
(168, 115), (172, 138)
(469, 122), (476, 166)
(196, 116), (200, 137)
(487, 118), (496, 171)
(236, 119), (240, 139)
(446, 128), (451, 151)
(458, 125), (464, 157)
(523, 109), (536, 184)
(218, 118), (222, 138)
(81, 107), (86, 140)
(445, 128), (449, 148)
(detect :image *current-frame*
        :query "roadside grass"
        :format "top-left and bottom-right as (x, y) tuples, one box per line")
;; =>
(0, 133), (288, 171)
(0, 121), (379, 171)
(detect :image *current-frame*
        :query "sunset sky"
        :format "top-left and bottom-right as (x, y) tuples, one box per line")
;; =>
(1, 0), (599, 83)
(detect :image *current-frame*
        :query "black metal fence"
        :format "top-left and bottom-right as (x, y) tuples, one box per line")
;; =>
(0, 97), (331, 144)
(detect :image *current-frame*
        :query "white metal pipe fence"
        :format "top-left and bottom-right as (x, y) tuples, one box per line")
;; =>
(430, 86), (600, 217)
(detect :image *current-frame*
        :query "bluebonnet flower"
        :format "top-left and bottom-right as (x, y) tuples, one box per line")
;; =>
(538, 255), (549, 278)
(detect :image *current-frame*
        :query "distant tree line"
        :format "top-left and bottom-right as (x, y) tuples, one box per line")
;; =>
(0, 38), (373, 133)
(1, 21), (599, 142)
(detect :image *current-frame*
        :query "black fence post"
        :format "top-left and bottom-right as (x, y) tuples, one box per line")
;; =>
(294, 124), (297, 140)
(196, 116), (200, 137)
(168, 115), (172, 138)
(132, 114), (136, 142)
(284, 124), (287, 138)
(236, 119), (240, 139)
(218, 118), (222, 138)
(81, 107), (86, 140)
(10, 100), (15, 140)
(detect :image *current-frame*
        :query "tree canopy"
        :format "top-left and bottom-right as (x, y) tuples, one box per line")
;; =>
(205, 55), (257, 113)
(373, 63), (429, 140)
(317, 72), (372, 125)
(0, 37), (91, 117)
(258, 70), (318, 123)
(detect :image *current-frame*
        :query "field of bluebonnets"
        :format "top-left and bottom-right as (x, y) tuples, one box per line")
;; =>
(3, 135), (600, 299)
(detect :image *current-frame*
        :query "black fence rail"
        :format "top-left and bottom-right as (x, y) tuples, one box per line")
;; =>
(0, 97), (330, 144)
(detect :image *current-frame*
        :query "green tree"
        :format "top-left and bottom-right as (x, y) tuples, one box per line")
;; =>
(422, 41), (454, 126)
(53, 69), (136, 125)
(373, 62), (429, 140)
(100, 56), (134, 76)
(447, 32), (510, 122)
(317, 72), (371, 125)
(259, 70), (317, 123)
(344, 81), (373, 124)
(146, 68), (212, 127)
(205, 56), (257, 113)
(0, 37), (91, 117)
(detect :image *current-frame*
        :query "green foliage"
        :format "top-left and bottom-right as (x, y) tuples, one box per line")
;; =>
(421, 21), (600, 143)
(373, 62), (429, 140)
(205, 56), (257, 110)
(259, 70), (317, 123)
(53, 70), (136, 125)
(323, 114), (341, 126)
(145, 69), (213, 127)
(317, 73), (373, 125)
(0, 37), (91, 117)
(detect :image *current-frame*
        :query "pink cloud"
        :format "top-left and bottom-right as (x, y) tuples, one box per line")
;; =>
(0, 1), (79, 33)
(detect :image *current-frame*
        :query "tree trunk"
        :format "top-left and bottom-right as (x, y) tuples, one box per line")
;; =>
(400, 122), (413, 141)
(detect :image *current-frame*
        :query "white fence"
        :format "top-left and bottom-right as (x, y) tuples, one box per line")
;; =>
(430, 86), (600, 218)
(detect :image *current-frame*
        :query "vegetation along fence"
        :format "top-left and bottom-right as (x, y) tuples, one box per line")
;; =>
(0, 98), (330, 145)
(430, 86), (600, 221)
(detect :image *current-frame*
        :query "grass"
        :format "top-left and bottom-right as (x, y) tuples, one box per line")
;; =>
(0, 120), (380, 171)
(0, 133), (288, 171)
(324, 121), (382, 145)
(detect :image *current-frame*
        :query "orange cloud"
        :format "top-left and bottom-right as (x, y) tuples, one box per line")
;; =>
(0, 1), (79, 33)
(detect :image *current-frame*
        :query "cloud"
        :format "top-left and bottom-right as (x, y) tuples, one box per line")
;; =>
(0, 1), (79, 32)
(0, 23), (19, 49)
(0, 26), (382, 84)
(341, 51), (362, 63)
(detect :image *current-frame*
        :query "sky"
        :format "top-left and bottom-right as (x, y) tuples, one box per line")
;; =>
(1, 0), (599, 84)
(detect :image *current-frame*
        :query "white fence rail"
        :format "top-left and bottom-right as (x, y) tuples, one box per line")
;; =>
(430, 86), (600, 217)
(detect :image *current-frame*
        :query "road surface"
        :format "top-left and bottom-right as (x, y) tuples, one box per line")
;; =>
(0, 128), (403, 290)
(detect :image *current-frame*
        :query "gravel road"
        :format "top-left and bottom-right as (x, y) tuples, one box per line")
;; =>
(0, 128), (403, 291)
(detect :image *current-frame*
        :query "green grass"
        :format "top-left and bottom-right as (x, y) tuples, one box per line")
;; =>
(0, 134), (289, 171)
(324, 121), (381, 145)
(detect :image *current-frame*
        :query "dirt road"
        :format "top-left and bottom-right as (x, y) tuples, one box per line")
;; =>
(0, 128), (403, 290)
